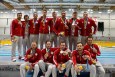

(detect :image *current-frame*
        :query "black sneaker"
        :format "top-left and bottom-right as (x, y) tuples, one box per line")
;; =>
(18, 56), (22, 59)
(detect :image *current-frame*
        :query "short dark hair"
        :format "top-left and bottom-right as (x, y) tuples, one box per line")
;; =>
(45, 40), (51, 44)
(83, 11), (88, 14)
(73, 11), (77, 14)
(76, 42), (83, 46)
(87, 36), (93, 41)
(52, 11), (56, 14)
(59, 40), (66, 45)
(17, 13), (22, 15)
(43, 10), (47, 12)
(31, 41), (37, 44)
(61, 11), (66, 14)
(24, 15), (29, 19)
(33, 12), (37, 15)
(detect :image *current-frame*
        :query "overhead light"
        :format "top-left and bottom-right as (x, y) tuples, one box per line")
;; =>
(90, 9), (93, 12)
(87, 9), (93, 12)
(30, 9), (36, 12)
(68, 9), (74, 11)
(87, 9), (90, 11)
(49, 9), (54, 12)
(5, 12), (8, 13)
(71, 9), (74, 11)
(33, 9), (36, 12)
(107, 9), (113, 12)
(98, 12), (102, 13)
(12, 9), (17, 12)
(69, 9), (71, 11)
(0, 12), (3, 13)
(90, 12), (93, 13)
(107, 9), (113, 13)
(107, 11), (111, 13)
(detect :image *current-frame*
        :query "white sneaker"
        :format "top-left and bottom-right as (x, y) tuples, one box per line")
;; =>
(21, 57), (25, 60)
(40, 76), (45, 77)
(12, 57), (16, 62)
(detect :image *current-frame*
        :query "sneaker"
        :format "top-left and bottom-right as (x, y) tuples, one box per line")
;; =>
(21, 57), (25, 60)
(12, 58), (16, 62)
(18, 56), (22, 59)
(40, 76), (45, 77)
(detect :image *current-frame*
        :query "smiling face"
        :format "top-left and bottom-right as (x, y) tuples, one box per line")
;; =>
(42, 10), (47, 17)
(52, 12), (57, 18)
(31, 42), (37, 49)
(17, 13), (22, 20)
(24, 15), (29, 21)
(61, 11), (66, 18)
(33, 12), (38, 19)
(76, 43), (83, 51)
(87, 37), (93, 45)
(46, 41), (52, 49)
(60, 42), (66, 50)
(83, 12), (88, 19)
(72, 12), (77, 19)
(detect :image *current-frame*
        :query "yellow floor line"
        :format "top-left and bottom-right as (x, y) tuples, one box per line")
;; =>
(0, 40), (115, 47)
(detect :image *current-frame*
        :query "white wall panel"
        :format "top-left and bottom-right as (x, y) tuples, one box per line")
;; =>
(0, 11), (115, 37)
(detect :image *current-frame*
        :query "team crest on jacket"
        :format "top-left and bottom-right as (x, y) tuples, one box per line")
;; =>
(51, 52), (53, 54)
(35, 53), (38, 56)
(88, 22), (90, 24)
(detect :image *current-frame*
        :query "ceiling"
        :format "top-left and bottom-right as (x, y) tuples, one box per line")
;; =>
(0, 0), (115, 12)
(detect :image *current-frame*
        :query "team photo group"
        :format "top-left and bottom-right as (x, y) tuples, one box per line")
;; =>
(10, 10), (105, 77)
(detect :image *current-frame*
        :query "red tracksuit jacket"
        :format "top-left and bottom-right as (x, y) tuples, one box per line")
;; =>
(79, 18), (97, 36)
(24, 48), (42, 66)
(56, 18), (70, 36)
(69, 18), (80, 36)
(72, 50), (93, 66)
(22, 21), (31, 38)
(49, 18), (60, 35)
(29, 19), (40, 34)
(10, 19), (23, 37)
(84, 44), (101, 61)
(53, 48), (70, 67)
(39, 16), (50, 34)
(41, 47), (58, 64)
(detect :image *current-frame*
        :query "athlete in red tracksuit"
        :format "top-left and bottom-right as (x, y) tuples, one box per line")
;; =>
(10, 13), (23, 62)
(56, 11), (70, 46)
(69, 12), (80, 50)
(79, 12), (97, 45)
(84, 36), (105, 77)
(71, 42), (96, 77)
(20, 42), (45, 77)
(49, 12), (59, 47)
(42, 40), (58, 77)
(53, 41), (72, 77)
(39, 10), (50, 49)
(29, 12), (40, 46)
(22, 15), (31, 59)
